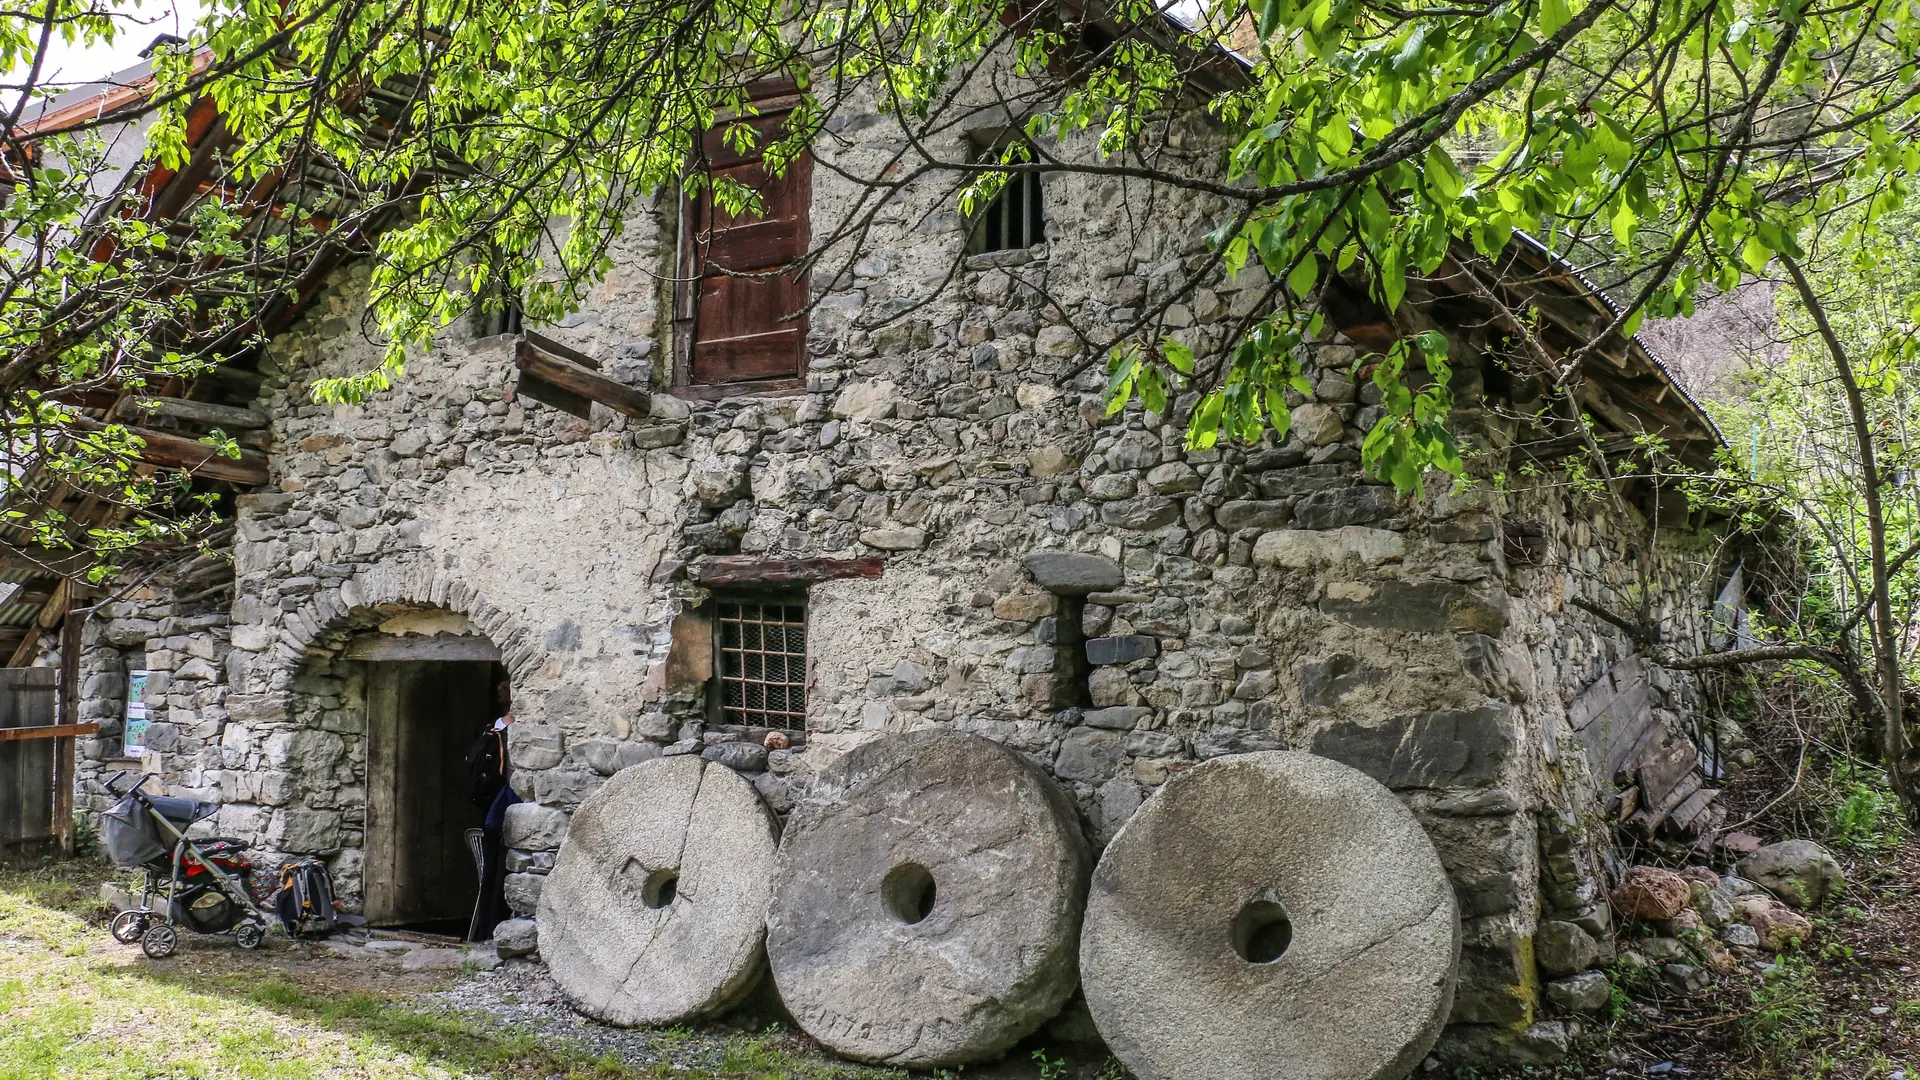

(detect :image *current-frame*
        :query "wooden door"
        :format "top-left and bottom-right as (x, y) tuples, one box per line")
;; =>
(677, 96), (812, 387)
(363, 660), (494, 926)
(0, 667), (60, 855)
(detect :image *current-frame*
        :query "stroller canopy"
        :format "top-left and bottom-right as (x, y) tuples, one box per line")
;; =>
(104, 793), (218, 869)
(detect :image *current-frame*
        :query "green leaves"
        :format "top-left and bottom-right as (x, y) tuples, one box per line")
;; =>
(1359, 331), (1463, 495)
(1106, 316), (1310, 452)
(1424, 148), (1465, 203)
(1315, 114), (1354, 161)
(1611, 199), (1638, 247)
(1287, 253), (1320, 298)
(1106, 347), (1141, 417)
(1251, 0), (1290, 41)
(1164, 339), (1196, 377)
(41, 0), (1920, 532)
(1106, 342), (1186, 419)
(1538, 0), (1573, 37)
(1378, 241), (1407, 312)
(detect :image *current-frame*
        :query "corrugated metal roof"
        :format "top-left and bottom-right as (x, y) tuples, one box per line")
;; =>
(0, 565), (51, 629)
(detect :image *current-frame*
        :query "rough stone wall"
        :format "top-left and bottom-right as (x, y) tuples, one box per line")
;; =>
(73, 582), (236, 825)
(1416, 480), (1722, 1059)
(71, 89), (1734, 1061)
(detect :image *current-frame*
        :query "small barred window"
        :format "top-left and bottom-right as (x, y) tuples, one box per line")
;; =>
(969, 169), (1045, 254)
(714, 596), (808, 729)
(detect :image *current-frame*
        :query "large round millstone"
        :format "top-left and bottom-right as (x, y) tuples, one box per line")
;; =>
(1080, 750), (1459, 1080)
(766, 729), (1091, 1067)
(537, 755), (779, 1026)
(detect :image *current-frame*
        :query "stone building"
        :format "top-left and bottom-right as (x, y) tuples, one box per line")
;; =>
(56, 71), (1749, 1066)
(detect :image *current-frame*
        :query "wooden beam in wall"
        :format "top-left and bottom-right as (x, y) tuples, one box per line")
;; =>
(0, 722), (98, 743)
(511, 363), (593, 418)
(514, 334), (653, 420)
(691, 555), (886, 587)
(71, 418), (270, 485)
(121, 396), (269, 430)
(45, 388), (122, 410)
(53, 606), (78, 853)
(4, 625), (41, 668)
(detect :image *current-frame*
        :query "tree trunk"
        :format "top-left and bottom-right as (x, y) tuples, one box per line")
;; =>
(1781, 255), (1919, 824)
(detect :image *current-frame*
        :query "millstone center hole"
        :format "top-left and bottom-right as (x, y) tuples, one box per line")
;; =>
(642, 869), (679, 909)
(881, 863), (937, 924)
(1230, 897), (1293, 964)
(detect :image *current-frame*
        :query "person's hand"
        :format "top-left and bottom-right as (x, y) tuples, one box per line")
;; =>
(501, 712), (515, 725)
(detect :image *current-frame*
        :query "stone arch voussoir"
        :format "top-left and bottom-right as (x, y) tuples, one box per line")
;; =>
(281, 557), (550, 691)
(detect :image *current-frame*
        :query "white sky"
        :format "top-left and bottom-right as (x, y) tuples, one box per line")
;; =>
(17, 0), (204, 93)
(21, 0), (1220, 95)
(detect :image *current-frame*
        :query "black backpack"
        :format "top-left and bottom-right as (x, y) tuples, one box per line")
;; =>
(274, 858), (358, 936)
(465, 726), (507, 808)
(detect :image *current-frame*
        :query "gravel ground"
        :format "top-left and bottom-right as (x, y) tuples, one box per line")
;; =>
(419, 952), (1108, 1078)
(424, 958), (855, 1075)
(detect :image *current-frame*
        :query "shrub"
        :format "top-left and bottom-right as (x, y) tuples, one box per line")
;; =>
(1825, 763), (1904, 853)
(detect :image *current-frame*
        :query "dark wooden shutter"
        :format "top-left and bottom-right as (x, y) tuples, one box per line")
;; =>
(677, 97), (811, 388)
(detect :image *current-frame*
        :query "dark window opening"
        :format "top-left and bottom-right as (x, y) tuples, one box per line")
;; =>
(969, 165), (1045, 254)
(473, 291), (523, 339)
(713, 594), (808, 729)
(472, 247), (525, 338)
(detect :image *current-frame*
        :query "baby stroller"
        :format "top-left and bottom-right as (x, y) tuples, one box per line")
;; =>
(101, 770), (277, 958)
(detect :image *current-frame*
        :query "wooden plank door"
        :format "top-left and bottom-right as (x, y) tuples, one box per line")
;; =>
(677, 95), (813, 387)
(363, 660), (493, 926)
(0, 668), (61, 854)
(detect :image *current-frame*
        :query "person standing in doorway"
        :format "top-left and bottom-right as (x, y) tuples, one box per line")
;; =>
(466, 674), (519, 940)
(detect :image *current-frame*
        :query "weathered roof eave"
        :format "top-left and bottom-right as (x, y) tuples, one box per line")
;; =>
(1508, 230), (1725, 449)
(1162, 30), (1721, 452)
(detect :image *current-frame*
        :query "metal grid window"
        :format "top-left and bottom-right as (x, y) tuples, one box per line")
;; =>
(715, 597), (808, 729)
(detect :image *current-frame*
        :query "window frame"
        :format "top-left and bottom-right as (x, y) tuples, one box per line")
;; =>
(707, 589), (810, 731)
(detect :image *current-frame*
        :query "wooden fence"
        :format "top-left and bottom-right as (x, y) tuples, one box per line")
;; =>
(0, 666), (92, 857)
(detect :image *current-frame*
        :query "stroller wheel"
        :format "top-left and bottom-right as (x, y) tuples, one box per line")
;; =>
(140, 922), (179, 960)
(235, 921), (265, 950)
(109, 909), (149, 944)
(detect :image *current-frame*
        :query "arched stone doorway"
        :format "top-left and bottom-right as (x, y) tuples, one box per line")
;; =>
(256, 562), (556, 932)
(289, 604), (511, 932)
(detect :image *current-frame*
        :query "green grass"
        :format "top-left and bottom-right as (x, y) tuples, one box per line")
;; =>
(0, 858), (885, 1080)
(1744, 954), (1825, 1065)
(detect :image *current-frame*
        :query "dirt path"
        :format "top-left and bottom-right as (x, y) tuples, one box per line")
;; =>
(1495, 841), (1920, 1079)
